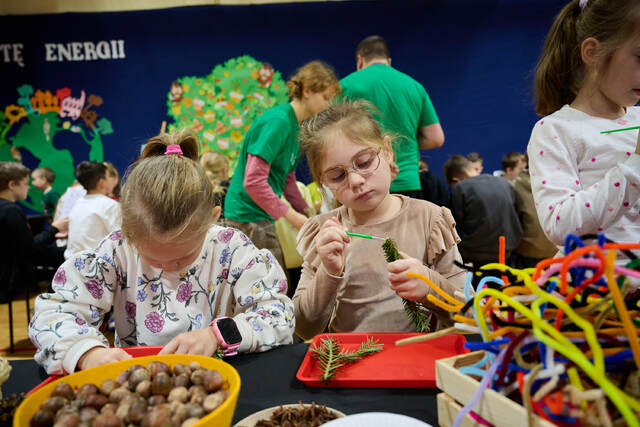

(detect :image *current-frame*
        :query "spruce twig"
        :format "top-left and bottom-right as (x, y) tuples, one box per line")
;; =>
(382, 238), (432, 332)
(310, 337), (383, 382)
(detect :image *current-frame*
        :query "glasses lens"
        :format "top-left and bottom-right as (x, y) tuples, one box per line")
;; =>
(323, 167), (347, 186)
(354, 150), (379, 174)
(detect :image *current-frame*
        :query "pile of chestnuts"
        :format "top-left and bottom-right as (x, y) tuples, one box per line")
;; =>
(29, 361), (229, 427)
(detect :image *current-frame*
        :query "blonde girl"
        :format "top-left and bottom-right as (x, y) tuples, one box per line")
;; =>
(30, 130), (294, 374)
(528, 0), (640, 253)
(224, 61), (340, 278)
(103, 161), (121, 200)
(293, 100), (466, 339)
(201, 151), (230, 223)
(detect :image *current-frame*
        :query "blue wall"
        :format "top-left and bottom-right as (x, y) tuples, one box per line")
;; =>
(0, 0), (565, 207)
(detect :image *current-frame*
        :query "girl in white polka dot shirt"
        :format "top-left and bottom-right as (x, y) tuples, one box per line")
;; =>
(527, 0), (640, 257)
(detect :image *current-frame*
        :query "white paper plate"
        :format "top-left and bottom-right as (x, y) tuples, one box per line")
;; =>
(233, 403), (346, 427)
(323, 412), (432, 427)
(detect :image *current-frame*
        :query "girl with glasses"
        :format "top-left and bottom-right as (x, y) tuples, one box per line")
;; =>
(293, 100), (466, 339)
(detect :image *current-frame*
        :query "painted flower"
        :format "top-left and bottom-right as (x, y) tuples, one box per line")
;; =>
(194, 313), (202, 329)
(239, 233), (249, 243)
(251, 319), (263, 332)
(137, 289), (147, 302)
(257, 310), (271, 318)
(150, 283), (159, 293)
(217, 229), (234, 243)
(144, 312), (165, 333)
(137, 277), (143, 286)
(85, 279), (104, 300)
(245, 295), (254, 305)
(219, 248), (231, 264)
(251, 284), (261, 294)
(220, 268), (229, 280)
(231, 268), (243, 281)
(90, 307), (99, 319)
(277, 280), (287, 294)
(109, 230), (123, 241)
(176, 282), (192, 303)
(53, 268), (66, 285)
(75, 317), (86, 325)
(100, 254), (115, 267)
(77, 327), (89, 335)
(245, 258), (255, 270)
(125, 301), (136, 319)
(74, 258), (85, 270)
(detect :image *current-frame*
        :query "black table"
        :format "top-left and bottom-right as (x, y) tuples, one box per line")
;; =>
(4, 343), (441, 425)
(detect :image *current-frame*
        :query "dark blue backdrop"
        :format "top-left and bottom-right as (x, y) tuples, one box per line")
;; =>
(0, 0), (565, 202)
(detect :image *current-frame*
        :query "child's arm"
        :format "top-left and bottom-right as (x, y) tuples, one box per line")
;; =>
(29, 231), (124, 375)
(293, 217), (348, 340)
(223, 230), (295, 352)
(529, 123), (640, 245)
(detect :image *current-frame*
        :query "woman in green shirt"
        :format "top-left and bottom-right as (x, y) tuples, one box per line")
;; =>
(225, 61), (340, 278)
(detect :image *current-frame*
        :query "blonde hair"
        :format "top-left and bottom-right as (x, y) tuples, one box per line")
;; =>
(534, 0), (640, 116)
(286, 61), (341, 100)
(103, 161), (119, 179)
(120, 130), (215, 244)
(200, 151), (229, 193)
(300, 100), (393, 184)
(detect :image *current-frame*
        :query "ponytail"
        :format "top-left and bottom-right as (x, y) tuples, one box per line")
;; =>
(534, 0), (583, 116)
(285, 60), (341, 100)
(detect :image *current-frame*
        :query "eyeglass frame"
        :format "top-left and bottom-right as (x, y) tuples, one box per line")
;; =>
(320, 147), (382, 190)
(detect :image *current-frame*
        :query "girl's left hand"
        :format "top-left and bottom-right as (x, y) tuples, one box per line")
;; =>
(387, 251), (431, 302)
(158, 327), (219, 356)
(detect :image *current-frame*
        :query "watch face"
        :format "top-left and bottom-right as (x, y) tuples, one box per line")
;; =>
(217, 317), (242, 344)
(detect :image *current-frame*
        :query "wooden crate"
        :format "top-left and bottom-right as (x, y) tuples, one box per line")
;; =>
(437, 392), (484, 427)
(435, 351), (555, 427)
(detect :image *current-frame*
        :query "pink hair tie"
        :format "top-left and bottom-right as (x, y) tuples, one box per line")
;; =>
(165, 144), (183, 155)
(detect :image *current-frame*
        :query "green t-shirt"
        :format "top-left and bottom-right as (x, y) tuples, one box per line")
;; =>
(340, 64), (439, 192)
(225, 103), (300, 223)
(42, 189), (60, 218)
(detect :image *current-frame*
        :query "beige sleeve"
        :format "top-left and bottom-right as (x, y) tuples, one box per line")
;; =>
(293, 216), (345, 340)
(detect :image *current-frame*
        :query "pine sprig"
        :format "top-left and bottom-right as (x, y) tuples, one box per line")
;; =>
(310, 337), (383, 382)
(382, 238), (432, 333)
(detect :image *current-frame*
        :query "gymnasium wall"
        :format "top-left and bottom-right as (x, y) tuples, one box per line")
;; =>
(0, 0), (565, 213)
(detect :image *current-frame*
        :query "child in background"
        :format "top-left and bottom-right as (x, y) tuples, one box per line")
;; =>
(224, 61), (339, 277)
(444, 155), (522, 272)
(293, 101), (466, 339)
(0, 162), (68, 302)
(200, 151), (229, 224)
(466, 152), (483, 175)
(103, 161), (121, 200)
(30, 130), (294, 374)
(31, 167), (60, 220)
(499, 152), (526, 183)
(64, 161), (121, 259)
(418, 158), (448, 207)
(528, 0), (640, 254)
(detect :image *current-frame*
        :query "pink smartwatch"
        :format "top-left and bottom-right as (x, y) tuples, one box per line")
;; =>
(209, 317), (242, 356)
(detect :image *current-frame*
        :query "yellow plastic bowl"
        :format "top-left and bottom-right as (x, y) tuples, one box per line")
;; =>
(14, 354), (241, 427)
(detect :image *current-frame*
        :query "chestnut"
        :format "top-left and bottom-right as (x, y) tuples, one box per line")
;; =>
(52, 411), (81, 426)
(148, 395), (166, 406)
(30, 409), (55, 427)
(128, 367), (151, 391)
(147, 361), (171, 377)
(92, 412), (124, 427)
(180, 417), (200, 427)
(189, 369), (204, 386)
(50, 382), (75, 401)
(183, 403), (205, 419)
(126, 395), (148, 424)
(41, 396), (68, 414)
(202, 391), (225, 413)
(167, 386), (188, 404)
(187, 362), (200, 371)
(78, 407), (99, 423)
(135, 379), (152, 398)
(82, 393), (107, 411)
(100, 403), (118, 415)
(171, 364), (190, 376)
(151, 372), (173, 396)
(99, 379), (121, 396)
(173, 373), (190, 388)
(202, 370), (223, 393)
(140, 405), (172, 427)
(108, 386), (131, 404)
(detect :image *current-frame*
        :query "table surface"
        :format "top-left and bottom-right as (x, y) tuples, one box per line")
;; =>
(4, 343), (443, 425)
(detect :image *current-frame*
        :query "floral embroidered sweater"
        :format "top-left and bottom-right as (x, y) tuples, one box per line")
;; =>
(29, 225), (295, 375)
(527, 105), (640, 248)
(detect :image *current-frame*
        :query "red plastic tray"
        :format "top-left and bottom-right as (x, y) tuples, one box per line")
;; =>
(27, 345), (163, 395)
(296, 333), (468, 388)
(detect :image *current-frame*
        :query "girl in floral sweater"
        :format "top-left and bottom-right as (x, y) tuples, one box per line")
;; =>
(29, 130), (294, 375)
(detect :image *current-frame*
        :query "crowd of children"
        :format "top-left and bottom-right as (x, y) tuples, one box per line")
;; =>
(0, 0), (637, 374)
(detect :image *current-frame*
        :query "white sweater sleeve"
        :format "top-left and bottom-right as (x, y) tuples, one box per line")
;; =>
(29, 232), (124, 375)
(220, 230), (295, 352)
(528, 119), (640, 246)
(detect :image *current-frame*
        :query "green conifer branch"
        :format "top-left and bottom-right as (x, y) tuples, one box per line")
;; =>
(310, 337), (383, 382)
(382, 238), (431, 333)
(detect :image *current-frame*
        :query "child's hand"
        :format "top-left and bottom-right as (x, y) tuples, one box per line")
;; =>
(316, 216), (349, 276)
(52, 216), (69, 232)
(387, 252), (433, 302)
(77, 346), (132, 371)
(158, 328), (219, 357)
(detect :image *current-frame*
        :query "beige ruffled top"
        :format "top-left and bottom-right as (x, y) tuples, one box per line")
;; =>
(293, 195), (467, 340)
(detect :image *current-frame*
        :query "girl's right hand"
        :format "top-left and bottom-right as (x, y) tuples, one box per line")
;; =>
(77, 346), (132, 371)
(316, 217), (349, 276)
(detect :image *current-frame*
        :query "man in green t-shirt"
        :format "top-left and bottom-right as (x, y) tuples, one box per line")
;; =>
(340, 35), (445, 197)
